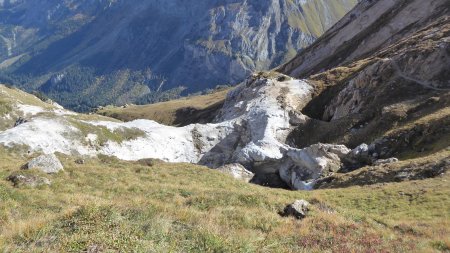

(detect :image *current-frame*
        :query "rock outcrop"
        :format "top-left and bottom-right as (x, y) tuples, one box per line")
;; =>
(285, 0), (450, 164)
(216, 164), (254, 183)
(279, 144), (351, 190)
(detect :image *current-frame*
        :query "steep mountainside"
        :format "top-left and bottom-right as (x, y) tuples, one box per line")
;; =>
(88, 0), (450, 189)
(278, 0), (450, 78)
(0, 0), (356, 111)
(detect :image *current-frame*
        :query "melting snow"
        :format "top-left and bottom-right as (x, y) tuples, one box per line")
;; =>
(17, 104), (45, 116)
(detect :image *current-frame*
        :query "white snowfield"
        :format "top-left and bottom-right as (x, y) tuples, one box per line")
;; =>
(0, 75), (350, 189)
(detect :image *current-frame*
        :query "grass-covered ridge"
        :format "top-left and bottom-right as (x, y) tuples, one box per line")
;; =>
(0, 147), (448, 252)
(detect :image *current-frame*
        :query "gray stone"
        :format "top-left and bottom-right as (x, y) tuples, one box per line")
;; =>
(344, 143), (372, 165)
(14, 117), (28, 127)
(216, 164), (255, 182)
(374, 157), (399, 165)
(75, 158), (85, 165)
(27, 154), (64, 174)
(7, 174), (51, 188)
(281, 200), (310, 219)
(351, 143), (369, 157)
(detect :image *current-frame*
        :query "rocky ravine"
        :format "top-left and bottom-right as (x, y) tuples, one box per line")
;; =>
(0, 72), (372, 190)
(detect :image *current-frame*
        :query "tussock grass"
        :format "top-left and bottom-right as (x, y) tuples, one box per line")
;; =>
(0, 147), (448, 252)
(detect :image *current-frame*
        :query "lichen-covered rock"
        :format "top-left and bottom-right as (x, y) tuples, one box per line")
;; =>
(27, 154), (64, 174)
(7, 173), (51, 188)
(281, 200), (310, 219)
(216, 164), (254, 182)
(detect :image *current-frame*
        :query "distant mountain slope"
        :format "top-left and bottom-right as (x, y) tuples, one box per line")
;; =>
(0, 0), (357, 111)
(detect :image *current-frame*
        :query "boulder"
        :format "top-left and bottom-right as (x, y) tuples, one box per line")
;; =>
(7, 174), (51, 188)
(340, 143), (376, 172)
(216, 164), (255, 182)
(281, 199), (310, 219)
(137, 158), (165, 167)
(374, 157), (399, 165)
(27, 154), (64, 174)
(346, 143), (371, 163)
(14, 117), (28, 127)
(75, 158), (85, 165)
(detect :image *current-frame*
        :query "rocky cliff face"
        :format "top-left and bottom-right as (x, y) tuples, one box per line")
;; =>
(0, 0), (356, 111)
(278, 0), (450, 78)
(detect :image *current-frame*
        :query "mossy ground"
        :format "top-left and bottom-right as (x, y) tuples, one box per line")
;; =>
(0, 147), (448, 252)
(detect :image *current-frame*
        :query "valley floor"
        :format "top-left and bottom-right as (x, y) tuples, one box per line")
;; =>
(0, 147), (449, 252)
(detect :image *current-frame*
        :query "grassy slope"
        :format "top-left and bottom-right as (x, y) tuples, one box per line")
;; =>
(0, 84), (55, 131)
(97, 89), (230, 126)
(0, 148), (448, 252)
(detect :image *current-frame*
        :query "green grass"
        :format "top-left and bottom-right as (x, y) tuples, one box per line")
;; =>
(0, 99), (12, 117)
(0, 147), (448, 252)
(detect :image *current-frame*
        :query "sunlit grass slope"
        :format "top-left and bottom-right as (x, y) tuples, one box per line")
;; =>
(0, 147), (448, 252)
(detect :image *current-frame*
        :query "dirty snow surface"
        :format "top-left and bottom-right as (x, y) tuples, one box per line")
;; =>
(0, 74), (344, 189)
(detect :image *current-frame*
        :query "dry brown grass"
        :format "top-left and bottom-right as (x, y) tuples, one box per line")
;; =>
(0, 147), (449, 252)
(97, 89), (230, 126)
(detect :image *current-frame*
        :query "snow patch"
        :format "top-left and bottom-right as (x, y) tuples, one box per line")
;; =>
(17, 104), (45, 116)
(0, 118), (92, 155)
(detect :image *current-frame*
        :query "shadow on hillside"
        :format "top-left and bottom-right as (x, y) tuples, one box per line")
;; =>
(173, 101), (225, 127)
